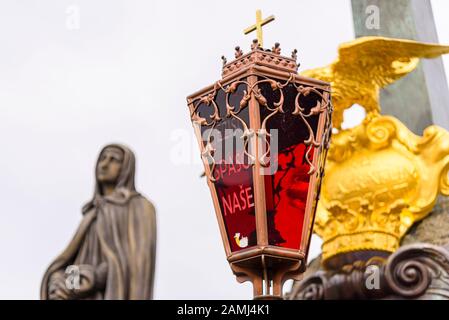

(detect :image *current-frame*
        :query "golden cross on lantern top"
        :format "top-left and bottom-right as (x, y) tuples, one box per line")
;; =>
(243, 9), (275, 48)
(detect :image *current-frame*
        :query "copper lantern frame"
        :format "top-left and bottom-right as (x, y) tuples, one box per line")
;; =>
(187, 43), (332, 299)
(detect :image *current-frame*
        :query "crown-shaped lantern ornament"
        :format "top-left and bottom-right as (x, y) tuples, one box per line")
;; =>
(187, 11), (333, 299)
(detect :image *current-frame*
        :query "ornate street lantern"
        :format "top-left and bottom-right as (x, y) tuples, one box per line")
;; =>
(186, 11), (332, 299)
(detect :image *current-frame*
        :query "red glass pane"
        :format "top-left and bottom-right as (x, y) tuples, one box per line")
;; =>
(209, 81), (257, 253)
(258, 79), (321, 250)
(264, 144), (312, 249)
(213, 162), (256, 252)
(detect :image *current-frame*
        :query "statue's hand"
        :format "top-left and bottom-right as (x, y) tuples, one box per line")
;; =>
(48, 264), (108, 299)
(73, 264), (97, 298)
(70, 263), (108, 299)
(48, 272), (71, 300)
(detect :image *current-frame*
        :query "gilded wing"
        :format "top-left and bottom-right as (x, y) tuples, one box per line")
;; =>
(300, 36), (449, 129)
(337, 36), (449, 88)
(300, 65), (333, 84)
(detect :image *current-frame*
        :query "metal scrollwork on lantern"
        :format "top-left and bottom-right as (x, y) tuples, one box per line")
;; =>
(187, 36), (332, 298)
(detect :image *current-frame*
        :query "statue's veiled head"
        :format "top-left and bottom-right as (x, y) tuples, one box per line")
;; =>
(96, 146), (124, 185)
(94, 144), (137, 197)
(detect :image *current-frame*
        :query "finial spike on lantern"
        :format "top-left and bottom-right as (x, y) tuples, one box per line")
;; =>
(251, 39), (260, 51)
(291, 49), (298, 60)
(221, 55), (227, 66)
(272, 42), (281, 55)
(235, 46), (243, 58)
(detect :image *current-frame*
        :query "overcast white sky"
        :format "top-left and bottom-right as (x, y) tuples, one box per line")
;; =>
(0, 0), (448, 300)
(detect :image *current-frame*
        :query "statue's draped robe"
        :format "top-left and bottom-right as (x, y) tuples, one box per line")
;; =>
(41, 144), (156, 300)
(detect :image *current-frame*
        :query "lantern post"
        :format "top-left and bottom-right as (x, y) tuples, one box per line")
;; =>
(187, 11), (333, 299)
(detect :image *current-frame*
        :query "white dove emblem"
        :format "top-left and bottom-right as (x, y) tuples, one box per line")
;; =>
(234, 233), (248, 248)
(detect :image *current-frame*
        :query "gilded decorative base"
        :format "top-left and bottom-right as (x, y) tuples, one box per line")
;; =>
(314, 115), (449, 263)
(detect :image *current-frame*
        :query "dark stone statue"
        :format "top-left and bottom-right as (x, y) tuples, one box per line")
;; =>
(41, 144), (157, 300)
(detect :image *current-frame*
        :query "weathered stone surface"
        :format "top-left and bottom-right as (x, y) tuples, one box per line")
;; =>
(403, 196), (449, 247)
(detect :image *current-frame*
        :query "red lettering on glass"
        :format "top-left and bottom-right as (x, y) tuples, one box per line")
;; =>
(221, 186), (254, 216)
(246, 187), (254, 208)
(222, 194), (233, 216)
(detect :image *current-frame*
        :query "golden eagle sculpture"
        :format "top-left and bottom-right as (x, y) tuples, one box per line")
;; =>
(301, 36), (449, 129)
